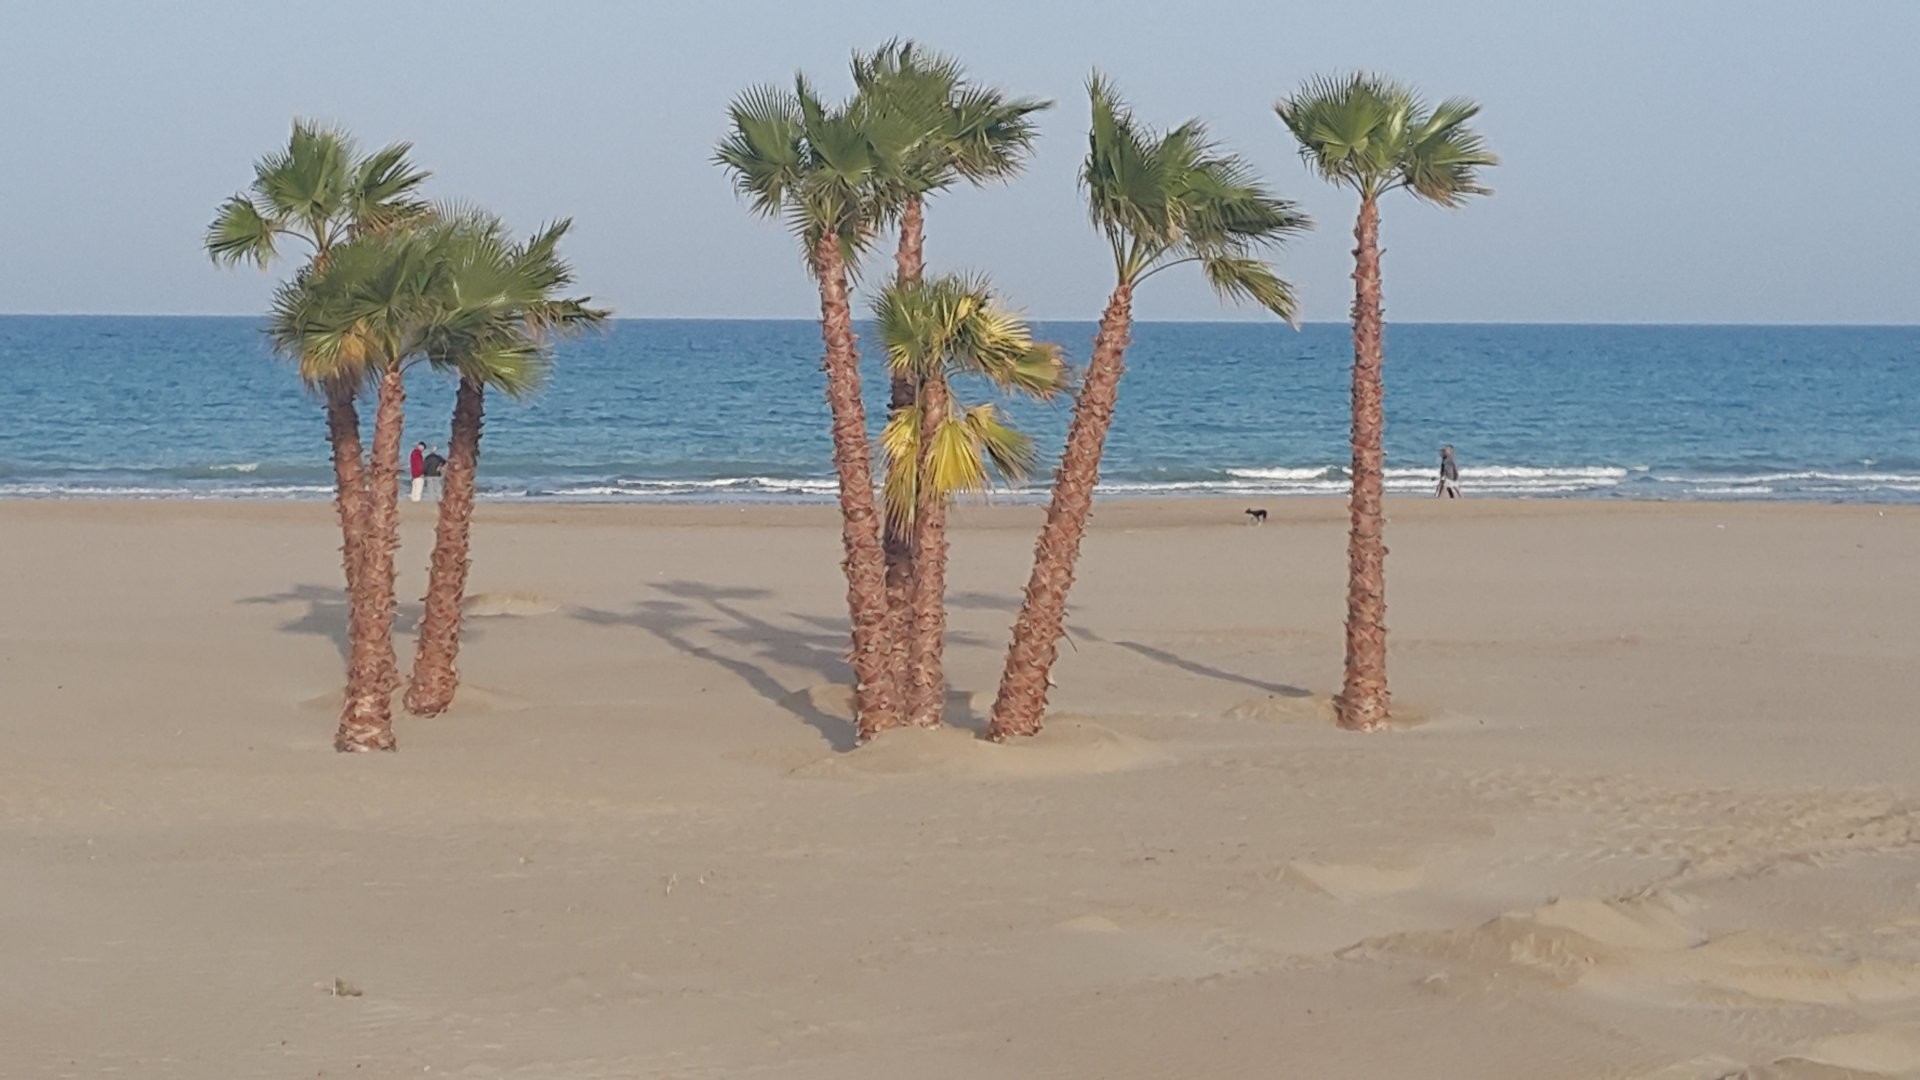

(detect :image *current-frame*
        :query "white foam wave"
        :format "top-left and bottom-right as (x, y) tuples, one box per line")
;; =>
(1384, 465), (1631, 481)
(537, 476), (842, 497)
(1225, 466), (1336, 481)
(1655, 470), (1920, 485)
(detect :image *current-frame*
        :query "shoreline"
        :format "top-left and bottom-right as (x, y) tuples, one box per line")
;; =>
(10, 494), (1920, 527)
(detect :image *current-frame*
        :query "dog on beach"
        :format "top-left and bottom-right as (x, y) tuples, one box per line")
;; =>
(1244, 508), (1269, 525)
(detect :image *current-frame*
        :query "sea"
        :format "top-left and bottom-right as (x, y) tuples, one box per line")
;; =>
(2, 317), (1916, 503)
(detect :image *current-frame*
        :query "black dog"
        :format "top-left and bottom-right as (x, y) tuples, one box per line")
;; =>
(1244, 508), (1269, 525)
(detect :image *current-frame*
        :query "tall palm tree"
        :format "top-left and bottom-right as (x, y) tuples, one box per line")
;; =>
(206, 122), (429, 743)
(851, 41), (1050, 691)
(405, 216), (607, 717)
(717, 75), (922, 740)
(270, 229), (442, 750)
(988, 77), (1309, 741)
(1275, 74), (1497, 731)
(873, 274), (1067, 728)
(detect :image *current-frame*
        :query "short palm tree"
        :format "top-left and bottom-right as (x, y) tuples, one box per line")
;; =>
(269, 228), (442, 751)
(405, 216), (607, 717)
(873, 274), (1067, 728)
(851, 40), (1050, 702)
(716, 75), (922, 740)
(988, 77), (1309, 741)
(207, 122), (429, 747)
(1275, 73), (1497, 731)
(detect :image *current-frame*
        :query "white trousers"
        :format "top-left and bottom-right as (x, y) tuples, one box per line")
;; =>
(410, 477), (425, 502)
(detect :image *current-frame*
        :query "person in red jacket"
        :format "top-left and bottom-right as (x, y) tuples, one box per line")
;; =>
(409, 442), (427, 503)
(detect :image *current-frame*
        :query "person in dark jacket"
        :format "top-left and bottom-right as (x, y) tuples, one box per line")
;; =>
(1436, 445), (1461, 499)
(422, 447), (447, 501)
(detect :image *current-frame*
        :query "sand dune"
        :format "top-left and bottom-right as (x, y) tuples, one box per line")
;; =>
(2, 498), (1918, 1078)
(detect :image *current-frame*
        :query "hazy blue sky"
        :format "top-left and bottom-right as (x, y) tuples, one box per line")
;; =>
(3, 0), (1916, 322)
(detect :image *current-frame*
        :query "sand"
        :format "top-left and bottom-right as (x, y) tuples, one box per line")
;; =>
(3, 497), (1918, 1078)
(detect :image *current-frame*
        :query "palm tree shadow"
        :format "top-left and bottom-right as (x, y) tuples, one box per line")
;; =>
(573, 587), (859, 751)
(240, 583), (439, 663)
(1070, 626), (1312, 698)
(946, 589), (1021, 612)
(786, 609), (991, 650)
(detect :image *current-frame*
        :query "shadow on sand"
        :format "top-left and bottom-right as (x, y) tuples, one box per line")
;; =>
(574, 580), (995, 752)
(239, 583), (456, 662)
(1070, 626), (1313, 698)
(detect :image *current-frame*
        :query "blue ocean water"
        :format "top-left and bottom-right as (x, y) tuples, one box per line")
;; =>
(1, 316), (1916, 502)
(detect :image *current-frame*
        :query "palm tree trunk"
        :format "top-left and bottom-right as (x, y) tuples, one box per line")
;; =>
(906, 375), (950, 728)
(324, 378), (370, 606)
(405, 376), (483, 717)
(881, 195), (928, 708)
(1337, 196), (1391, 731)
(894, 195), (926, 285)
(324, 380), (379, 743)
(815, 236), (904, 740)
(987, 283), (1134, 741)
(337, 364), (405, 752)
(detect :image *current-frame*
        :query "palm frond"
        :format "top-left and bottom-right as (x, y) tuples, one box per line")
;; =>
(928, 408), (995, 495)
(880, 404), (923, 530)
(205, 195), (278, 267)
(1201, 254), (1301, 323)
(851, 40), (1050, 210)
(212, 121), (432, 276)
(1083, 76), (1307, 309)
(1277, 72), (1497, 206)
(961, 404), (1037, 484)
(715, 82), (805, 220)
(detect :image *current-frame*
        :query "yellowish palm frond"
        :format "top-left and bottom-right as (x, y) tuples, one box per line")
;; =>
(881, 394), (1041, 529)
(881, 404), (923, 531)
(927, 407), (995, 497)
(959, 403), (1036, 484)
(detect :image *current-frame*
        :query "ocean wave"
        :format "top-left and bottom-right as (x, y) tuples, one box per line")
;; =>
(4, 462), (1920, 503)
(1652, 470), (1920, 485)
(1225, 466), (1344, 481)
(0, 482), (333, 499)
(523, 476), (844, 498)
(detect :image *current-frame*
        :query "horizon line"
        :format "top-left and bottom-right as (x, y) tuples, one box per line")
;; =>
(3, 312), (1918, 329)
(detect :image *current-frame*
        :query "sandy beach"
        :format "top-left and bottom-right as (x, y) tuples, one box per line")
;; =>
(5, 497), (1920, 1078)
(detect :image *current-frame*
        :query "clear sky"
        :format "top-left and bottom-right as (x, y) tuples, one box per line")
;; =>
(3, 0), (1916, 323)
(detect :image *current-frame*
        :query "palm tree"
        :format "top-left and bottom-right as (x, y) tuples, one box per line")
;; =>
(873, 274), (1067, 728)
(270, 229), (442, 750)
(405, 216), (607, 717)
(1275, 74), (1497, 731)
(851, 41), (1050, 693)
(716, 75), (922, 740)
(987, 77), (1309, 741)
(207, 122), (429, 746)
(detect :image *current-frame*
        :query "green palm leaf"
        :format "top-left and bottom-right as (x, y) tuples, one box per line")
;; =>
(1275, 73), (1498, 205)
(1082, 76), (1308, 317)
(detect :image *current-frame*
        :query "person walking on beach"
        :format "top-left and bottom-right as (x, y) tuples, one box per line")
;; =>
(423, 446), (446, 501)
(409, 442), (427, 503)
(1436, 444), (1461, 499)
